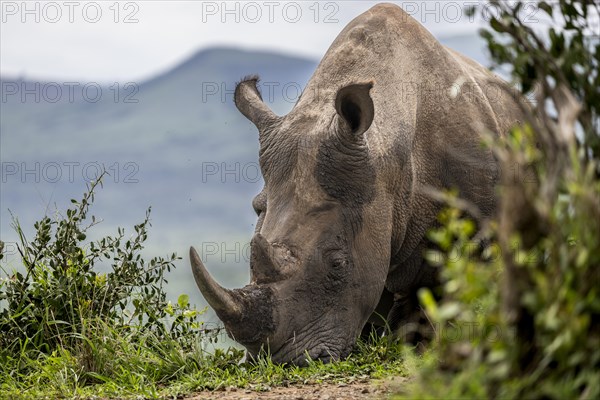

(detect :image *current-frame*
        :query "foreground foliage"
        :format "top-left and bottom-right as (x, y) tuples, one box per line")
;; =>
(0, 173), (211, 396)
(0, 176), (196, 355)
(400, 1), (599, 399)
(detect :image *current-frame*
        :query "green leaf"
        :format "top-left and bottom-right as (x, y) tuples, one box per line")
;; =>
(424, 250), (445, 267)
(178, 294), (190, 309)
(438, 302), (462, 320)
(418, 288), (438, 319)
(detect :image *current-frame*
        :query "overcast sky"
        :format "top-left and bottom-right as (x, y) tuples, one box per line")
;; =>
(0, 1), (498, 83)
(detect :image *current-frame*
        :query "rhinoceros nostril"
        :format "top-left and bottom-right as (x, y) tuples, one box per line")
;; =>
(250, 235), (300, 283)
(271, 242), (298, 266)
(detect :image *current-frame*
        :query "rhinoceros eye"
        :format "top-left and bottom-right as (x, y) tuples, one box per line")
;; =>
(326, 251), (350, 284)
(332, 257), (349, 269)
(324, 248), (349, 270)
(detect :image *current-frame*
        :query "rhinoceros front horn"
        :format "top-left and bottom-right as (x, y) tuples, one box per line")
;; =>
(189, 246), (242, 320)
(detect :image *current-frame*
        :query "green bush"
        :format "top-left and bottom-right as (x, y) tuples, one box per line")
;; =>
(0, 172), (205, 385)
(400, 1), (599, 398)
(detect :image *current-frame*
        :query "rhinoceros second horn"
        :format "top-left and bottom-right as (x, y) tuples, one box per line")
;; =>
(233, 76), (278, 133)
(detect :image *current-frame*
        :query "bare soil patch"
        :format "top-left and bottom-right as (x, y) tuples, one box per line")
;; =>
(186, 376), (408, 400)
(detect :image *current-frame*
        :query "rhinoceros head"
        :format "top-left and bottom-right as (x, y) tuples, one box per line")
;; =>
(190, 76), (394, 365)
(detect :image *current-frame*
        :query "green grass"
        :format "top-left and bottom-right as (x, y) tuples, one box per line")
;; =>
(0, 328), (415, 399)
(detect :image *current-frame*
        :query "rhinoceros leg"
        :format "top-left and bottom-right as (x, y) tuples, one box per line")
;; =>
(360, 288), (395, 340)
(387, 263), (439, 347)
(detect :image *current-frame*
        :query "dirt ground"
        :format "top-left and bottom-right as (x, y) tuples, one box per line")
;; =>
(186, 376), (409, 400)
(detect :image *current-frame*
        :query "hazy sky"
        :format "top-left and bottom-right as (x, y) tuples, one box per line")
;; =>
(0, 1), (494, 83)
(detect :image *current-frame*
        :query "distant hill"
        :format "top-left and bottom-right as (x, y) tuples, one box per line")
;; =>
(0, 33), (489, 313)
(1, 47), (316, 161)
(1, 47), (316, 306)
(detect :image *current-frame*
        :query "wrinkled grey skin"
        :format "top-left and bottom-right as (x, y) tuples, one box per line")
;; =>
(190, 3), (523, 365)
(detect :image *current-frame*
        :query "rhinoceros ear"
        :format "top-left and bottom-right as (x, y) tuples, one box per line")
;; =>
(335, 82), (374, 136)
(234, 76), (277, 131)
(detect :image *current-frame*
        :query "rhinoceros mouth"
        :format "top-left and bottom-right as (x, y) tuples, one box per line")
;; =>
(265, 332), (354, 366)
(269, 344), (352, 366)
